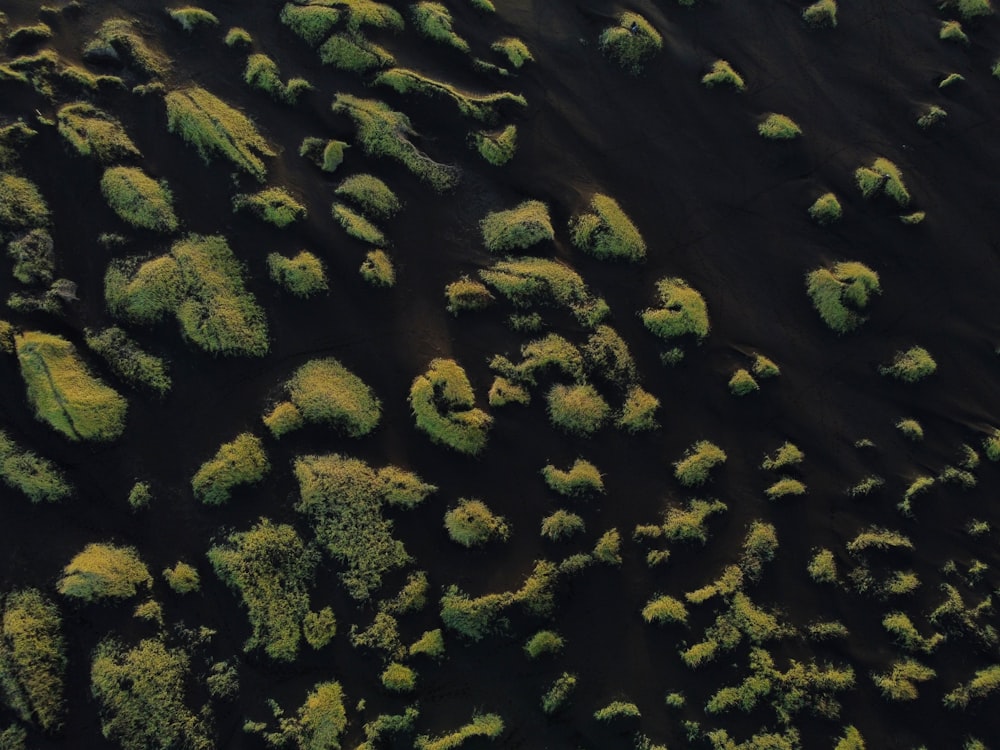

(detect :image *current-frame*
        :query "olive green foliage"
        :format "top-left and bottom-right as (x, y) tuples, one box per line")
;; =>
(14, 331), (127, 442)
(303, 608), (337, 649)
(593, 528), (622, 565)
(524, 630), (563, 658)
(873, 659), (936, 701)
(294, 454), (433, 600)
(896, 418), (923, 441)
(192, 432), (269, 505)
(702, 59), (745, 90)
(350, 612), (404, 658)
(808, 192), (842, 225)
(382, 573), (429, 613)
(0, 589), (66, 731)
(300, 137), (347, 172)
(57, 103), (140, 162)
(91, 638), (211, 750)
(126, 481), (151, 509)
(882, 612), (944, 653)
(244, 54), (313, 104)
(409, 358), (492, 454)
(410, 628), (445, 658)
(165, 87), (276, 181)
(492, 333), (585, 384)
(580, 325), (635, 387)
(642, 276), (710, 343)
(944, 664), (1000, 709)
(279, 3), (340, 46)
(541, 458), (604, 497)
(411, 2), (469, 53)
(570, 194), (646, 262)
(546, 383), (610, 435)
(642, 594), (688, 625)
(0, 429), (71, 503)
(234, 187), (306, 228)
(163, 562), (200, 593)
(0, 121), (36, 166)
(761, 442), (803, 470)
(855, 157), (910, 206)
(541, 673), (576, 714)
(6, 23), (53, 45)
(984, 428), (1000, 460)
(594, 701), (641, 721)
(248, 681), (347, 750)
(0, 173), (49, 230)
(758, 113), (802, 140)
(846, 526), (912, 554)
(599, 12), (662, 74)
(105, 234), (269, 356)
(360, 249), (395, 287)
(488, 376), (529, 406)
(540, 510), (584, 540)
(85, 19), (171, 77)
(613, 386), (658, 432)
(728, 368), (758, 395)
(803, 0), (838, 27)
(332, 94), (459, 191)
(168, 7), (218, 32)
(332, 202), (385, 244)
(491, 37), (532, 68)
(267, 251), (328, 297)
(335, 174), (400, 219)
(445, 276), (494, 314)
(939, 72), (964, 88)
(481, 201), (554, 253)
(472, 125), (517, 165)
(85, 326), (171, 395)
(940, 20), (969, 44)
(413, 713), (503, 750)
(879, 346), (936, 382)
(375, 68), (526, 121)
(381, 662), (416, 692)
(807, 549), (838, 584)
(917, 104), (947, 129)
(766, 478), (806, 500)
(208, 519), (318, 661)
(224, 26), (252, 48)
(946, 0), (993, 18)
(805, 261), (881, 333)
(57, 543), (152, 601)
(319, 33), (395, 73)
(480, 256), (608, 327)
(445, 498), (509, 547)
(674, 440), (727, 486)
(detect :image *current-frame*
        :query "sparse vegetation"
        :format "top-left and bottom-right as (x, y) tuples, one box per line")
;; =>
(642, 594), (688, 625)
(766, 477), (806, 500)
(808, 192), (842, 225)
(758, 113), (802, 140)
(880, 346), (937, 382)
(808, 549), (838, 584)
(267, 251), (327, 297)
(192, 432), (269, 505)
(805, 261), (881, 333)
(896, 418), (924, 441)
(855, 157), (911, 206)
(445, 276), (494, 314)
(541, 673), (576, 714)
(0, 173), (50, 230)
(299, 137), (347, 172)
(163, 562), (200, 594)
(414, 713), (503, 750)
(409, 358), (492, 454)
(702, 59), (745, 90)
(674, 440), (727, 486)
(569, 194), (646, 261)
(244, 53), (312, 104)
(0, 429), (71, 503)
(541, 510), (585, 540)
(481, 201), (554, 253)
(360, 250), (395, 287)
(57, 102), (140, 162)
(491, 37), (532, 68)
(85, 327), (171, 395)
(57, 543), (151, 601)
(100, 166), (178, 232)
(940, 20), (969, 44)
(524, 630), (563, 658)
(480, 256), (609, 327)
(541, 458), (604, 497)
(445, 498), (509, 547)
(333, 202), (385, 244)
(335, 174), (400, 219)
(546, 383), (610, 435)
(472, 125), (517, 165)
(599, 12), (662, 75)
(168, 7), (218, 32)
(234, 187), (307, 228)
(642, 277), (710, 343)
(803, 0), (838, 28)
(729, 368), (759, 396)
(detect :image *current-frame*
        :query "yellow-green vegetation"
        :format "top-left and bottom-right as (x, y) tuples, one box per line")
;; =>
(481, 200), (554, 253)
(0, 121), (36, 165)
(409, 358), (492, 454)
(445, 276), (494, 314)
(541, 458), (604, 497)
(642, 594), (689, 625)
(414, 713), (503, 750)
(617, 386), (661, 432)
(247, 680), (347, 749)
(546, 383), (610, 435)
(599, 12), (662, 75)
(411, 2), (469, 53)
(0, 589), (66, 732)
(943, 664), (1000, 709)
(471, 124), (517, 166)
(541, 673), (576, 715)
(127, 481), (151, 510)
(445, 498), (509, 547)
(56, 103), (140, 162)
(899, 210), (925, 224)
(410, 628), (445, 658)
(295, 454), (434, 599)
(14, 330), (128, 442)
(488, 376), (529, 406)
(279, 3), (340, 46)
(984, 428), (1000, 460)
(163, 562), (200, 593)
(375, 68), (527, 121)
(846, 526), (912, 553)
(593, 528), (622, 564)
(855, 157), (910, 206)
(490, 334), (585, 387)
(540, 510), (585, 540)
(674, 440), (727, 486)
(879, 346), (936, 382)
(491, 37), (532, 68)
(192, 432), (269, 505)
(657, 498), (728, 545)
(761, 442), (803, 470)
(569, 194), (646, 262)
(360, 249), (395, 287)
(945, 0), (993, 19)
(224, 26), (252, 48)
(208, 519), (319, 661)
(805, 261), (881, 333)
(899, 475), (934, 516)
(940, 20), (969, 44)
(335, 173), (400, 220)
(300, 136), (348, 172)
(728, 368), (758, 395)
(594, 701), (641, 721)
(702, 59), (745, 90)
(303, 607), (336, 649)
(896, 418), (923, 440)
(469, 0), (495, 12)
(803, 0), (838, 27)
(0, 429), (71, 503)
(165, 87), (276, 181)
(765, 477), (807, 500)
(480, 256), (608, 327)
(807, 548), (838, 584)
(381, 572), (428, 614)
(642, 276), (710, 348)
(6, 23), (53, 45)
(381, 662), (416, 692)
(882, 612), (944, 653)
(524, 629), (563, 658)
(332, 202), (385, 244)
(234, 187), (307, 228)
(758, 113), (802, 140)
(105, 234), (269, 356)
(167, 7), (218, 32)
(0, 173), (50, 230)
(333, 94), (458, 191)
(244, 53), (313, 104)
(917, 104), (947, 129)
(939, 72), (965, 88)
(319, 32), (395, 73)
(85, 326), (171, 395)
(91, 638), (211, 750)
(808, 192), (842, 225)
(57, 543), (152, 601)
(267, 251), (328, 297)
(85, 19), (171, 78)
(133, 600), (162, 626)
(872, 659), (936, 701)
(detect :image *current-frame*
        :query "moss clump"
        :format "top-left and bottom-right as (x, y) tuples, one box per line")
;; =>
(85, 327), (171, 396)
(594, 701), (641, 722)
(410, 628), (445, 658)
(761, 442), (803, 470)
(642, 276), (710, 344)
(807, 549), (838, 584)
(0, 173), (50, 230)
(375, 68), (527, 122)
(381, 662), (416, 692)
(167, 7), (218, 32)
(939, 72), (964, 88)
(267, 251), (327, 297)
(100, 166), (178, 232)
(541, 459), (604, 497)
(805, 261), (881, 333)
(300, 137), (348, 172)
(332, 202), (385, 244)
(14, 331), (127, 442)
(803, 0), (838, 28)
(879, 346), (936, 382)
(702, 59), (745, 90)
(409, 358), (492, 455)
(642, 594), (688, 625)
(546, 383), (610, 436)
(224, 26), (252, 48)
(808, 192), (842, 225)
(524, 630), (563, 658)
(57, 543), (151, 601)
(192, 433), (269, 506)
(335, 174), (400, 219)
(302, 608), (336, 649)
(125, 481), (151, 510)
(491, 37), (532, 68)
(319, 32), (395, 73)
(445, 276), (493, 314)
(0, 429), (71, 503)
(940, 20), (969, 44)
(873, 659), (937, 701)
(728, 368), (759, 396)
(84, 19), (171, 78)
(481, 200), (554, 253)
(855, 157), (910, 206)
(917, 105), (948, 130)
(244, 53), (313, 104)
(234, 187), (306, 228)
(359, 249), (395, 287)
(445, 498), (509, 547)
(472, 124), (517, 166)
(57, 102), (140, 162)
(896, 418), (923, 441)
(616, 386), (660, 432)
(599, 12), (662, 74)
(246, 681), (347, 749)
(758, 113), (802, 140)
(6, 23), (53, 46)
(279, 3), (340, 46)
(542, 673), (577, 715)
(163, 562), (200, 593)
(488, 376), (529, 406)
(765, 477), (807, 500)
(569, 194), (646, 262)
(674, 440), (727, 486)
(165, 87), (276, 181)
(593, 529), (623, 565)
(262, 404), (302, 439)
(540, 510), (585, 540)
(411, 2), (469, 52)
(414, 713), (504, 750)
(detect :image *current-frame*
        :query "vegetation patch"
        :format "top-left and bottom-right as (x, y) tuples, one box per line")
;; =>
(56, 102), (140, 162)
(279, 3), (340, 46)
(728, 368), (759, 396)
(234, 187), (306, 228)
(617, 386), (660, 432)
(267, 251), (328, 297)
(758, 113), (802, 140)
(803, 0), (838, 27)
(167, 7), (219, 32)
(300, 137), (347, 172)
(409, 358), (492, 454)
(940, 20), (969, 44)
(335, 173), (400, 219)
(855, 157), (910, 206)
(163, 562), (200, 594)
(376, 68), (527, 121)
(445, 276), (494, 314)
(192, 432), (269, 505)
(642, 276), (710, 348)
(0, 173), (50, 230)
(761, 442), (803, 471)
(0, 430), (70, 503)
(541, 673), (576, 715)
(525, 630), (563, 658)
(471, 124), (517, 165)
(246, 681), (347, 749)
(414, 713), (503, 750)
(702, 59), (745, 90)
(319, 32), (395, 73)
(491, 37), (532, 68)
(599, 12), (662, 74)
(541, 458), (604, 497)
(411, 2), (469, 53)
(244, 53), (312, 104)
(360, 249), (395, 287)
(84, 19), (171, 78)
(57, 543), (151, 601)
(674, 440), (727, 486)
(766, 477), (807, 500)
(808, 192), (842, 225)
(805, 261), (881, 333)
(541, 510), (585, 540)
(480, 200), (554, 253)
(100, 166), (178, 232)
(546, 383), (610, 436)
(224, 26), (252, 48)
(879, 346), (936, 382)
(85, 326), (171, 395)
(569, 194), (646, 262)
(445, 498), (509, 547)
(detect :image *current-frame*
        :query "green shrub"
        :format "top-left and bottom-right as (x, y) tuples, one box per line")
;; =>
(594, 701), (641, 722)
(740, 521), (779, 580)
(126, 481), (151, 510)
(896, 418), (923, 441)
(580, 325), (636, 385)
(674, 440), (727, 486)
(85, 326), (171, 395)
(808, 192), (842, 225)
(656, 498), (728, 544)
(279, 3), (339, 46)
(855, 157), (910, 206)
(940, 20), (969, 44)
(381, 662), (416, 692)
(900, 211), (925, 224)
(570, 194), (645, 262)
(85, 18), (171, 77)
(300, 136), (347, 172)
(472, 124), (517, 165)
(758, 113), (802, 140)
(409, 628), (445, 658)
(163, 562), (200, 593)
(944, 665), (1000, 709)
(335, 173), (400, 219)
(766, 477), (806, 500)
(947, 0), (994, 19)
(702, 59), (745, 90)
(168, 7), (218, 32)
(14, 331), (127, 442)
(480, 256), (608, 327)
(761, 442), (803, 470)
(439, 586), (513, 640)
(873, 659), (936, 701)
(244, 53), (313, 104)
(270, 357), (382, 437)
(846, 526), (912, 554)
(803, 0), (837, 27)
(360, 249), (395, 287)
(642, 276), (710, 341)
(599, 12), (662, 74)
(0, 429), (71, 503)
(6, 23), (53, 45)
(728, 368), (758, 395)
(880, 346), (936, 382)
(541, 673), (576, 715)
(0, 173), (50, 229)
(445, 276), (494, 314)
(939, 72), (965, 88)
(488, 376), (529, 406)
(917, 104), (948, 129)
(481, 200), (554, 253)
(411, 2), (469, 52)
(349, 611), (403, 658)
(375, 68), (527, 121)
(642, 594), (688, 625)
(57, 543), (151, 601)
(409, 358), (492, 454)
(524, 630), (563, 658)
(882, 612), (944, 653)
(593, 529), (622, 564)
(247, 681), (347, 749)
(267, 251), (327, 297)
(414, 713), (504, 750)
(6, 228), (54, 284)
(224, 26), (252, 48)
(56, 102), (140, 162)
(332, 202), (385, 244)
(541, 458), (604, 497)
(617, 386), (660, 432)
(192, 432), (269, 505)
(319, 32), (395, 72)
(234, 187), (306, 228)
(984, 428), (1000, 460)
(445, 498), (509, 546)
(808, 548), (838, 584)
(546, 383), (610, 435)
(805, 261), (881, 333)
(540, 510), (584, 540)
(165, 87), (276, 181)
(491, 37), (532, 67)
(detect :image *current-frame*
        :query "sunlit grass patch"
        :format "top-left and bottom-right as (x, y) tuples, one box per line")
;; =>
(472, 124), (517, 165)
(375, 68), (527, 121)
(761, 442), (803, 471)
(85, 326), (171, 395)
(163, 561), (199, 593)
(300, 136), (347, 172)
(100, 166), (178, 232)
(445, 276), (494, 314)
(57, 102), (140, 162)
(702, 59), (745, 90)
(940, 20), (969, 44)
(0, 429), (71, 502)
(540, 510), (585, 540)
(594, 701), (641, 722)
(758, 113), (802, 140)
(359, 249), (395, 287)
(599, 12), (662, 75)
(192, 432), (269, 505)
(765, 477), (806, 500)
(617, 386), (660, 432)
(896, 418), (923, 441)
(541, 673), (576, 715)
(939, 71), (965, 88)
(674, 440), (727, 486)
(803, 0), (838, 28)
(414, 713), (503, 750)
(873, 659), (936, 701)
(267, 250), (327, 297)
(808, 192), (842, 225)
(805, 261), (880, 333)
(947, 0), (993, 19)
(642, 594), (688, 625)
(411, 2), (469, 53)
(855, 156), (910, 206)
(319, 32), (395, 72)
(445, 498), (509, 546)
(246, 681), (346, 749)
(409, 358), (492, 454)
(569, 194), (645, 262)
(332, 202), (384, 244)
(244, 53), (313, 104)
(642, 276), (710, 343)
(7, 229), (54, 284)
(808, 549), (838, 584)
(728, 368), (759, 396)
(279, 3), (341, 46)
(335, 173), (400, 219)
(85, 19), (171, 78)
(524, 630), (563, 658)
(480, 256), (608, 327)
(224, 26), (252, 48)
(481, 200), (554, 253)
(546, 383), (610, 436)
(492, 37), (532, 68)
(167, 7), (218, 32)
(58, 543), (151, 601)
(6, 23), (53, 46)
(880, 346), (936, 382)
(0, 173), (50, 230)
(234, 187), (306, 228)
(381, 662), (416, 692)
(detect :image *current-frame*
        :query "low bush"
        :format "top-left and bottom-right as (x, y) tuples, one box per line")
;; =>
(472, 124), (517, 165)
(272, 357), (382, 437)
(497, 333), (585, 384)
(248, 680), (347, 749)
(0, 429), (71, 503)
(944, 0), (993, 19)
(360, 249), (395, 287)
(332, 202), (385, 244)
(642, 594), (688, 625)
(873, 659), (936, 701)
(940, 20), (969, 44)
(234, 187), (306, 228)
(168, 7), (218, 32)
(541, 673), (576, 715)
(569, 194), (646, 262)
(882, 611), (944, 653)
(409, 358), (492, 454)
(411, 2), (469, 52)
(127, 481), (151, 509)
(481, 200), (554, 253)
(761, 442), (803, 470)
(879, 346), (936, 382)
(375, 67), (527, 121)
(581, 325), (636, 385)
(599, 12), (662, 74)
(939, 72), (964, 88)
(335, 173), (400, 219)
(541, 458), (604, 497)
(593, 529), (622, 564)
(445, 276), (494, 314)
(855, 157), (910, 206)
(617, 386), (660, 432)
(192, 432), (269, 505)
(918, 104), (947, 129)
(728, 368), (758, 395)
(984, 428), (1000, 460)
(702, 59), (745, 90)
(805, 261), (881, 333)
(381, 662), (416, 692)
(846, 526), (912, 554)
(439, 586), (513, 640)
(546, 383), (610, 435)
(244, 53), (313, 104)
(57, 543), (151, 601)
(7, 229), (54, 284)
(766, 477), (806, 499)
(279, 3), (339, 46)
(808, 192), (842, 225)
(541, 510), (585, 540)
(594, 701), (641, 721)
(85, 326), (171, 395)
(0, 173), (50, 229)
(944, 665), (1000, 709)
(758, 113), (802, 140)
(163, 562), (200, 593)
(807, 548), (838, 584)
(674, 440), (727, 486)
(84, 18), (171, 77)
(267, 251), (327, 297)
(319, 32), (395, 73)
(414, 713), (503, 750)
(492, 37), (532, 67)
(524, 629), (563, 658)
(57, 102), (140, 162)
(299, 137), (347, 172)
(445, 498), (509, 546)
(409, 628), (445, 659)
(803, 0), (838, 27)
(224, 26), (252, 48)
(642, 277), (710, 341)
(896, 418), (923, 441)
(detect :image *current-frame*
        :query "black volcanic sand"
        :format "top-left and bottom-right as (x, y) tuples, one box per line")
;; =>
(2, 0), (1000, 747)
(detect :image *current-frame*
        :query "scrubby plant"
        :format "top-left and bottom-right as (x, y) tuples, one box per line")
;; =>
(940, 20), (969, 44)
(409, 358), (492, 454)
(224, 26), (252, 47)
(488, 376), (529, 406)
(0, 429), (71, 502)
(761, 442), (803, 470)
(85, 327), (171, 396)
(896, 418), (923, 441)
(471, 124), (517, 165)
(481, 200), (554, 253)
(728, 368), (759, 395)
(57, 102), (140, 162)
(846, 526), (912, 554)
(411, 2), (468, 52)
(808, 548), (838, 584)
(873, 659), (936, 701)
(0, 173), (50, 229)
(541, 458), (603, 497)
(594, 701), (641, 722)
(882, 611), (944, 653)
(408, 628), (445, 659)
(445, 498), (509, 547)
(413, 713), (504, 750)
(480, 256), (608, 327)
(335, 173), (400, 219)
(702, 59), (745, 90)
(333, 202), (385, 244)
(642, 276), (710, 342)
(945, 0), (994, 19)
(57, 543), (151, 601)
(751, 355), (780, 379)
(880, 346), (936, 382)
(299, 136), (347, 172)
(168, 7), (218, 32)
(360, 249), (395, 287)
(758, 113), (802, 140)
(944, 665), (1000, 709)
(940, 72), (965, 88)
(541, 673), (577, 715)
(674, 440), (727, 486)
(740, 521), (779, 581)
(279, 3), (339, 45)
(766, 477), (806, 499)
(445, 276), (494, 314)
(808, 192), (842, 224)
(163, 562), (200, 593)
(855, 157), (910, 206)
(617, 386), (660, 432)
(524, 629), (563, 658)
(984, 428), (1000, 460)
(642, 594), (688, 625)
(803, 0), (838, 27)
(374, 68), (527, 121)
(234, 187), (306, 228)
(593, 529), (622, 565)
(246, 680), (347, 749)
(805, 261), (881, 333)
(546, 383), (610, 435)
(350, 611), (404, 657)
(569, 194), (646, 262)
(127, 481), (151, 510)
(267, 251), (327, 297)
(599, 12), (662, 74)
(319, 32), (395, 73)
(540, 510), (585, 540)
(491, 37), (532, 67)
(381, 662), (416, 692)
(6, 229), (53, 284)
(917, 104), (947, 129)
(244, 53), (312, 104)
(85, 18), (171, 77)
(192, 433), (269, 505)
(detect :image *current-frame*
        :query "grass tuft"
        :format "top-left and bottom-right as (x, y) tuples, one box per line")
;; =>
(728, 368), (759, 396)
(599, 12), (662, 74)
(758, 113), (802, 140)
(940, 20), (969, 44)
(803, 0), (838, 28)
(445, 276), (494, 314)
(167, 7), (218, 32)
(805, 261), (881, 333)
(642, 277), (710, 341)
(492, 37), (532, 68)
(540, 510), (585, 540)
(300, 137), (348, 172)
(85, 327), (171, 395)
(481, 200), (554, 253)
(0, 429), (71, 502)
(570, 194), (646, 262)
(808, 192), (842, 225)
(445, 498), (509, 546)
(855, 157), (910, 206)
(471, 124), (517, 165)
(879, 346), (936, 382)
(360, 249), (395, 287)
(546, 383), (610, 436)
(0, 173), (50, 229)
(58, 543), (151, 601)
(409, 358), (492, 454)
(233, 187), (306, 228)
(244, 53), (313, 104)
(192, 433), (269, 505)
(57, 102), (140, 162)
(267, 251), (327, 297)
(674, 440), (727, 486)
(224, 26), (252, 48)
(541, 458), (604, 497)
(411, 2), (469, 53)
(702, 59), (745, 90)
(100, 166), (178, 232)
(333, 202), (385, 244)
(335, 173), (400, 219)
